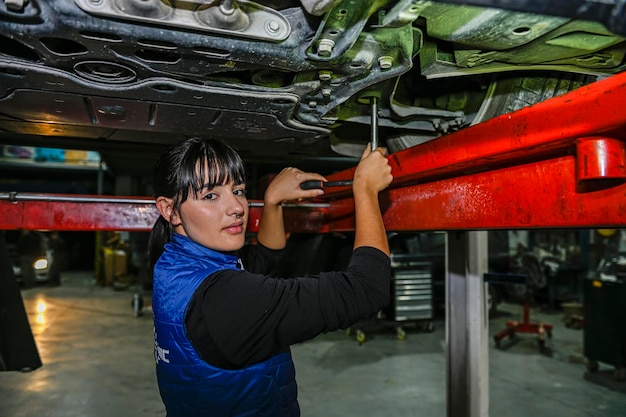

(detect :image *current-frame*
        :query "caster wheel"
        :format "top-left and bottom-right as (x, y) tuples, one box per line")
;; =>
(355, 329), (366, 344)
(586, 359), (599, 373)
(421, 321), (435, 333)
(538, 338), (546, 351)
(131, 293), (144, 317)
(396, 327), (406, 341)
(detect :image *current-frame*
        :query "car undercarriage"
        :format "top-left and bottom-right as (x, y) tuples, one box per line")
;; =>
(0, 0), (625, 177)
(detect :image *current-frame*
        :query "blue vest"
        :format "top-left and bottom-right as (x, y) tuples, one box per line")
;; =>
(153, 233), (299, 417)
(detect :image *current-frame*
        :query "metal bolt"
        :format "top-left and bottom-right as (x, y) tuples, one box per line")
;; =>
(318, 39), (335, 57)
(318, 70), (333, 81)
(378, 56), (394, 70)
(267, 20), (280, 33)
(321, 88), (332, 98)
(5, 0), (26, 10)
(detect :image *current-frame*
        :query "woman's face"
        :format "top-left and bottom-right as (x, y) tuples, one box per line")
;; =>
(174, 179), (248, 252)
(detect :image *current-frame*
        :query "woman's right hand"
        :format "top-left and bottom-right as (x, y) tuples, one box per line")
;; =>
(352, 144), (393, 195)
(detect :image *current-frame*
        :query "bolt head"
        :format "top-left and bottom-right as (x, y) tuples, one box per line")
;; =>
(378, 56), (394, 70)
(318, 39), (335, 57)
(318, 70), (333, 81)
(267, 21), (280, 32)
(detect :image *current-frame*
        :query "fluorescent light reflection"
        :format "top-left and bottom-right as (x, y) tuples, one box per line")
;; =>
(35, 299), (47, 325)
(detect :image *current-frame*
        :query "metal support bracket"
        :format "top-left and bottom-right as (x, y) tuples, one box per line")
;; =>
(74, 0), (291, 41)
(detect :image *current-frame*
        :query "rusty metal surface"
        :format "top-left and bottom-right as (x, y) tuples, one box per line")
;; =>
(0, 193), (159, 231)
(382, 156), (626, 231)
(0, 193), (332, 233)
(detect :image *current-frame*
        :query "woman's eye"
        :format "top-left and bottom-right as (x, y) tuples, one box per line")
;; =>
(202, 193), (218, 201)
(234, 188), (247, 197)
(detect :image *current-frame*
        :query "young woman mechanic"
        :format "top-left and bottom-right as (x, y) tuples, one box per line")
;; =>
(150, 137), (393, 417)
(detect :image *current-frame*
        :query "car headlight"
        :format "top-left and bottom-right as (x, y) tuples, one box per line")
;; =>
(33, 258), (48, 270)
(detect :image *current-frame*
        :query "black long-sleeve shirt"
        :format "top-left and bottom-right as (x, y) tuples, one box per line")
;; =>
(186, 245), (390, 369)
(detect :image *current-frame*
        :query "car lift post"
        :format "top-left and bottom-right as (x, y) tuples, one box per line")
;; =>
(2, 72), (626, 416)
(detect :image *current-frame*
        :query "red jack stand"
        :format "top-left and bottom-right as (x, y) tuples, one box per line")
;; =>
(493, 290), (554, 351)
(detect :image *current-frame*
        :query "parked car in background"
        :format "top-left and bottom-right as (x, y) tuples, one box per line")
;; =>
(5, 230), (51, 286)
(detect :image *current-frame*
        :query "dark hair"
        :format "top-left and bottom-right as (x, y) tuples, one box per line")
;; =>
(148, 137), (246, 271)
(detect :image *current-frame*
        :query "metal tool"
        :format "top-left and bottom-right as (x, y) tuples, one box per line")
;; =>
(300, 179), (353, 190)
(300, 97), (380, 190)
(370, 96), (378, 150)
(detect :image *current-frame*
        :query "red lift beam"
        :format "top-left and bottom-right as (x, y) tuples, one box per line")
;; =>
(1, 73), (626, 232)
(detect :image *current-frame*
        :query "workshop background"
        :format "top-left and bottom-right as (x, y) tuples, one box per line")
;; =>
(2, 1), (626, 415)
(1, 146), (625, 417)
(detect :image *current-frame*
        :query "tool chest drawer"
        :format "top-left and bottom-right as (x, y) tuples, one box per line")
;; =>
(391, 264), (433, 322)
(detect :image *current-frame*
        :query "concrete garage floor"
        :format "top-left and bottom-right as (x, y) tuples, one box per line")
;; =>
(1, 271), (625, 417)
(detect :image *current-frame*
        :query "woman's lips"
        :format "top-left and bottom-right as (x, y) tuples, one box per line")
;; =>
(224, 223), (244, 233)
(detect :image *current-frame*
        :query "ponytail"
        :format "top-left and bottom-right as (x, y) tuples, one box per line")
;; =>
(148, 216), (170, 272)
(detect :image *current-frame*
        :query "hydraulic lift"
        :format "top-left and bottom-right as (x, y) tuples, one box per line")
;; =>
(2, 72), (626, 416)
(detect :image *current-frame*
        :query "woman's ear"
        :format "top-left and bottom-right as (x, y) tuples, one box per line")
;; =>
(156, 197), (177, 224)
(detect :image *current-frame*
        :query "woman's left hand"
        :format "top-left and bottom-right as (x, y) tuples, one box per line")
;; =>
(264, 167), (327, 206)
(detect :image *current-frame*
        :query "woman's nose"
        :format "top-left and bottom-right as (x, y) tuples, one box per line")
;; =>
(229, 195), (245, 217)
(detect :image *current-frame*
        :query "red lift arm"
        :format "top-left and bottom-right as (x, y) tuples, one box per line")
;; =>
(2, 72), (626, 231)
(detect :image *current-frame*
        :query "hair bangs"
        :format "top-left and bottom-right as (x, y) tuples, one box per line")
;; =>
(178, 139), (246, 200)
